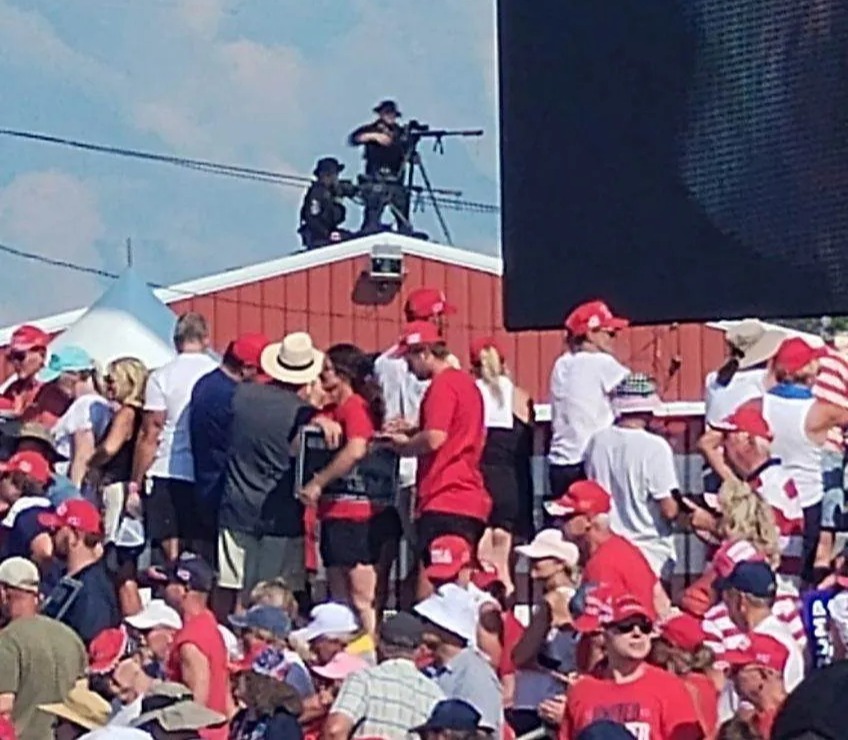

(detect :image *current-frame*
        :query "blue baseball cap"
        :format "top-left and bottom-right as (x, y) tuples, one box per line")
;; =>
(38, 345), (96, 382)
(716, 560), (777, 598)
(228, 605), (292, 638)
(412, 700), (485, 734)
(576, 720), (635, 740)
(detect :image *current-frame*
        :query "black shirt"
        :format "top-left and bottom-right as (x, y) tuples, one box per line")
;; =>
(220, 383), (315, 538)
(298, 182), (346, 242)
(348, 120), (406, 176)
(56, 560), (120, 645)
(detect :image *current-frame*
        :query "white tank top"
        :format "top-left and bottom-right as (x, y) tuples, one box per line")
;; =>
(476, 376), (514, 430)
(763, 393), (823, 507)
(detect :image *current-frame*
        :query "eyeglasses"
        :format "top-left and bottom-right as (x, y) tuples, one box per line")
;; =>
(610, 617), (653, 635)
(8, 351), (26, 363)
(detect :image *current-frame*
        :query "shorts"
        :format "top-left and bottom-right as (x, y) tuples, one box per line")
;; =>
(218, 528), (306, 593)
(821, 450), (846, 531)
(144, 478), (199, 543)
(414, 511), (486, 559)
(320, 508), (401, 568)
(481, 463), (519, 531)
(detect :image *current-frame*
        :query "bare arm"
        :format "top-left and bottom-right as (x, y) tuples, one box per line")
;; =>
(696, 428), (735, 483)
(0, 693), (13, 720)
(131, 410), (165, 485)
(70, 429), (96, 488)
(394, 429), (447, 457)
(512, 601), (552, 668)
(322, 713), (355, 740)
(312, 437), (368, 488)
(88, 407), (136, 469)
(659, 497), (679, 522)
(30, 532), (53, 568)
(805, 402), (846, 445)
(477, 605), (503, 667)
(179, 643), (211, 705)
(512, 385), (534, 425)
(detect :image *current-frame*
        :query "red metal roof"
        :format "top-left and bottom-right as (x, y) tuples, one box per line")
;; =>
(0, 235), (729, 402)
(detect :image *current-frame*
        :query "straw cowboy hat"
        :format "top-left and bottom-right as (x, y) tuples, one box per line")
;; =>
(260, 332), (324, 385)
(39, 679), (111, 731)
(725, 320), (787, 370)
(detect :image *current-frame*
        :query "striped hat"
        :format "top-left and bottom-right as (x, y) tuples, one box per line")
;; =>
(612, 373), (661, 416)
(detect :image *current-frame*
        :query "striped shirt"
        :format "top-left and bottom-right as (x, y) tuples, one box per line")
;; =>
(750, 463), (804, 586)
(330, 658), (444, 740)
(814, 351), (848, 410)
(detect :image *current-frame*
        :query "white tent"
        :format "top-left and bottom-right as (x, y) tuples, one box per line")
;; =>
(49, 269), (177, 370)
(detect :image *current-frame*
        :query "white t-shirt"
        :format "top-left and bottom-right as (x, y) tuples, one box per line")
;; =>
(52, 393), (114, 476)
(704, 368), (767, 428)
(374, 348), (429, 487)
(547, 351), (629, 466)
(144, 352), (218, 481)
(584, 425), (679, 575)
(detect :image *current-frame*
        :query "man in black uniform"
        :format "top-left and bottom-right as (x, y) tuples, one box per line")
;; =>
(348, 99), (412, 234)
(298, 157), (351, 250)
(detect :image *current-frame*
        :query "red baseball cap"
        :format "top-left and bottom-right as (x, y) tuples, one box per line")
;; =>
(425, 535), (473, 581)
(0, 451), (51, 485)
(712, 539), (766, 579)
(773, 337), (827, 375)
(392, 321), (441, 357)
(404, 288), (456, 320)
(603, 593), (655, 627)
(469, 336), (504, 364)
(38, 499), (103, 535)
(471, 559), (502, 590)
(660, 613), (707, 652)
(8, 325), (49, 353)
(564, 300), (629, 337)
(544, 480), (611, 518)
(229, 332), (269, 367)
(724, 633), (789, 674)
(88, 627), (131, 674)
(718, 402), (773, 442)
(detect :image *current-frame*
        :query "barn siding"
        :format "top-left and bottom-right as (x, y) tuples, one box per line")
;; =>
(0, 253), (728, 403)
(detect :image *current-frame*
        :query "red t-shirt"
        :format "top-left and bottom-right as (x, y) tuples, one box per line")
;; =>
(19, 381), (70, 428)
(2, 377), (42, 417)
(416, 368), (490, 520)
(562, 664), (703, 740)
(167, 609), (230, 740)
(318, 394), (378, 522)
(682, 673), (718, 739)
(583, 534), (658, 613)
(498, 610), (526, 678)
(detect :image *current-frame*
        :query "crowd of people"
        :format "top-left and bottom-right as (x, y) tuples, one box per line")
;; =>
(0, 288), (845, 740)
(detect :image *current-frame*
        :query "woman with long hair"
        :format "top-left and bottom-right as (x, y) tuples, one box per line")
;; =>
(298, 344), (401, 636)
(469, 337), (534, 593)
(86, 356), (148, 614)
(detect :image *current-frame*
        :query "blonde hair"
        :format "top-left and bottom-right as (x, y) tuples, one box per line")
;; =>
(718, 478), (780, 569)
(107, 357), (148, 408)
(248, 578), (298, 618)
(477, 346), (506, 406)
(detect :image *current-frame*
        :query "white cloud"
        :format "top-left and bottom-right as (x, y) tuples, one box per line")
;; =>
(0, 171), (107, 321)
(175, 0), (230, 38)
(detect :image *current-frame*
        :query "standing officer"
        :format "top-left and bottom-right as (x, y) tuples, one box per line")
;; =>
(298, 157), (351, 250)
(348, 99), (412, 234)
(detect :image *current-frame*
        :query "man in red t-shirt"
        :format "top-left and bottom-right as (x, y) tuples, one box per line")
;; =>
(158, 553), (233, 740)
(546, 480), (670, 618)
(562, 593), (703, 740)
(382, 321), (490, 599)
(2, 326), (49, 417)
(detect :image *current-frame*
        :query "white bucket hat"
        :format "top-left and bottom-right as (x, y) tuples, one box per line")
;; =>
(515, 529), (579, 567)
(260, 331), (324, 385)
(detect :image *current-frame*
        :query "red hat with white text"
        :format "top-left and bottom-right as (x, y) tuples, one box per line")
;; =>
(405, 288), (456, 320)
(544, 480), (611, 518)
(425, 535), (473, 582)
(564, 300), (629, 337)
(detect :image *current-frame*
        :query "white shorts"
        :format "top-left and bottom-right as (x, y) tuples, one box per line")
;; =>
(217, 529), (306, 594)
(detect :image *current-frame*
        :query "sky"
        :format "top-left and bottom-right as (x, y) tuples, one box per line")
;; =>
(0, 0), (500, 324)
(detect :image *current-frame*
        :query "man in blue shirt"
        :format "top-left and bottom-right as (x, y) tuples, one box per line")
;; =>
(189, 333), (268, 564)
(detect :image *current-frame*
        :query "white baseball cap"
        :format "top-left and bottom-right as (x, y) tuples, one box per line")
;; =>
(515, 529), (579, 567)
(414, 583), (477, 643)
(0, 556), (39, 593)
(291, 603), (359, 643)
(124, 599), (182, 631)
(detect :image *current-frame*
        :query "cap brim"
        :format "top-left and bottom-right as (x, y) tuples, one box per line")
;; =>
(424, 562), (463, 582)
(36, 511), (63, 529)
(572, 613), (601, 633)
(36, 367), (60, 383)
(227, 614), (250, 630)
(603, 317), (629, 331)
(543, 499), (576, 517)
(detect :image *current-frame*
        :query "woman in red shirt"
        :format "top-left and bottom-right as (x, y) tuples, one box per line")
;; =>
(299, 344), (400, 636)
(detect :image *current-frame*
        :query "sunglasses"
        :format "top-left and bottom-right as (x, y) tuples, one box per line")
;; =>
(610, 617), (653, 635)
(8, 351), (26, 363)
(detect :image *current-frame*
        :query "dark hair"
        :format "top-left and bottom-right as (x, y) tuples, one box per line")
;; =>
(715, 348), (743, 387)
(327, 343), (385, 427)
(716, 717), (764, 740)
(242, 671), (303, 717)
(222, 344), (246, 372)
(8, 471), (46, 498)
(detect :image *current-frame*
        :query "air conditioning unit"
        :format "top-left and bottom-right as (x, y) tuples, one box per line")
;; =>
(369, 242), (404, 282)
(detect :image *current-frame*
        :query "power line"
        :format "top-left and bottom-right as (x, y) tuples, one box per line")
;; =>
(0, 127), (500, 213)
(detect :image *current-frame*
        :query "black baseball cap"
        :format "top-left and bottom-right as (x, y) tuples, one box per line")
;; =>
(148, 553), (216, 593)
(379, 612), (424, 649)
(412, 700), (485, 734)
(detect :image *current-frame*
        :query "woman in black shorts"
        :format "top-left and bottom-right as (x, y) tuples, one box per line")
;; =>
(298, 344), (400, 636)
(470, 337), (534, 595)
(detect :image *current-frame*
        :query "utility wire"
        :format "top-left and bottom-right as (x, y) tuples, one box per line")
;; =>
(0, 127), (500, 214)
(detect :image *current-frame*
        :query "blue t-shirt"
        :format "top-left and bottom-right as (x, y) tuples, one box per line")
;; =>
(56, 560), (120, 646)
(230, 709), (303, 740)
(46, 474), (81, 506)
(0, 502), (51, 560)
(190, 368), (237, 510)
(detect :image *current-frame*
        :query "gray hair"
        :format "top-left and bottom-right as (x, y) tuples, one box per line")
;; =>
(173, 312), (209, 349)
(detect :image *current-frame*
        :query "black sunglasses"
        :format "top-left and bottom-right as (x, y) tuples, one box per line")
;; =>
(610, 617), (653, 635)
(8, 351), (26, 362)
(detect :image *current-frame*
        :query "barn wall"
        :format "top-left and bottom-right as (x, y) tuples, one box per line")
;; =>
(165, 253), (726, 402)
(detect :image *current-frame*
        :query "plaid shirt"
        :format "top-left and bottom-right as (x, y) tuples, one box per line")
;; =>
(330, 658), (444, 740)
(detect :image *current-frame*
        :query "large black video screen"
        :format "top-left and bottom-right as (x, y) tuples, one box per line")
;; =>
(498, 0), (848, 329)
